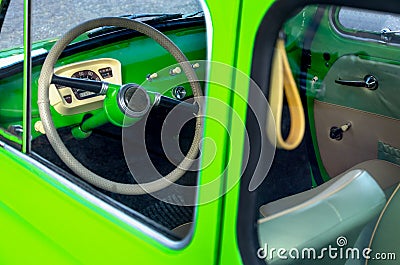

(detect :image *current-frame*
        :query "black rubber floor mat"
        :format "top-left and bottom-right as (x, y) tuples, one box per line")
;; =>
(31, 107), (198, 231)
(142, 194), (194, 230)
(256, 104), (313, 207)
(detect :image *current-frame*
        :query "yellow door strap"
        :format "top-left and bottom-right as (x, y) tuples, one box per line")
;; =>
(269, 39), (305, 150)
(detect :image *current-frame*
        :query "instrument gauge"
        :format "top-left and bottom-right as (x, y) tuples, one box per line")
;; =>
(70, 70), (101, 100)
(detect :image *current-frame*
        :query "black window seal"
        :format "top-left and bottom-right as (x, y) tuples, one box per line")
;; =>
(237, 1), (400, 265)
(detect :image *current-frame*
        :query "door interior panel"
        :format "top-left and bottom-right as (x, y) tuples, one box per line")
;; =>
(256, 6), (400, 265)
(314, 55), (400, 178)
(314, 100), (400, 177)
(315, 55), (400, 120)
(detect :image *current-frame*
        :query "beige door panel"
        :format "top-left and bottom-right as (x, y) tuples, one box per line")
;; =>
(314, 100), (400, 177)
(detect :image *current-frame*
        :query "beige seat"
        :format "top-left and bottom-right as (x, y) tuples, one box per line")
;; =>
(344, 159), (400, 193)
(259, 159), (400, 218)
(258, 159), (400, 265)
(366, 185), (400, 265)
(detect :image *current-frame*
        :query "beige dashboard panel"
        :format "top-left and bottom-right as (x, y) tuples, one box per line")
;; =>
(49, 58), (122, 115)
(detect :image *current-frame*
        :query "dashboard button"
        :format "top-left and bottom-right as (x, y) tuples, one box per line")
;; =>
(64, 95), (73, 104)
(99, 67), (113, 79)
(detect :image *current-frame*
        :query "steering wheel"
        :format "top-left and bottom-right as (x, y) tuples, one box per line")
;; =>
(38, 17), (203, 195)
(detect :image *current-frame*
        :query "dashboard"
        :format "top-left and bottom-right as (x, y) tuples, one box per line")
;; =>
(49, 58), (122, 115)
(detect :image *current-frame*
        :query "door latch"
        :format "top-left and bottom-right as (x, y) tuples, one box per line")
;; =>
(380, 28), (400, 42)
(335, 75), (378, 90)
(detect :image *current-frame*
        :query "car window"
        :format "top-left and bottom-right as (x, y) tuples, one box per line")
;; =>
(31, 0), (205, 242)
(332, 6), (400, 43)
(0, 0), (23, 147)
(31, 0), (202, 44)
(338, 7), (400, 34)
(0, 0), (23, 50)
(0, 0), (202, 50)
(0, 0), (207, 244)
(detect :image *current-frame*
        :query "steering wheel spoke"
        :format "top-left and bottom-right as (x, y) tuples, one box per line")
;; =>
(153, 93), (199, 115)
(51, 74), (110, 95)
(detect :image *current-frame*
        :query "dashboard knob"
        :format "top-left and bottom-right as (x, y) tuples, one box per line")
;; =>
(172, 86), (187, 100)
(170, 66), (182, 75)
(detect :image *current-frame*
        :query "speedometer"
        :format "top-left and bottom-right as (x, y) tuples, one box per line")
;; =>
(71, 70), (101, 100)
(50, 58), (122, 116)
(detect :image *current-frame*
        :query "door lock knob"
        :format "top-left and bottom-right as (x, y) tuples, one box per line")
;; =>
(330, 122), (351, 141)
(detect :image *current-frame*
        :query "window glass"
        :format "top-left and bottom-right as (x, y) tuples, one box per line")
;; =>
(0, 0), (23, 148)
(0, 0), (206, 242)
(31, 0), (202, 44)
(338, 7), (400, 34)
(0, 0), (202, 50)
(0, 0), (23, 50)
(333, 6), (400, 43)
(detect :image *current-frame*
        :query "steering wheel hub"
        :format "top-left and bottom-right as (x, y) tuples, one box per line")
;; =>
(119, 84), (151, 118)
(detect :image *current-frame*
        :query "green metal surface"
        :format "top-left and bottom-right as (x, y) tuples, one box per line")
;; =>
(217, 0), (274, 264)
(6, 1), (395, 265)
(70, 125), (93, 139)
(0, 128), (22, 145)
(0, 1), (244, 264)
(0, 146), (220, 264)
(79, 110), (108, 133)
(103, 83), (126, 127)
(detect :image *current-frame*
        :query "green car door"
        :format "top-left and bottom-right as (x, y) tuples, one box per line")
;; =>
(217, 0), (400, 265)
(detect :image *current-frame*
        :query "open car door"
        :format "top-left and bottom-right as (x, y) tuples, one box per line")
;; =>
(230, 1), (400, 265)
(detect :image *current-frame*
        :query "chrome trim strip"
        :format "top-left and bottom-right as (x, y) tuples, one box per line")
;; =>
(3, 143), (190, 249)
(186, 0), (212, 244)
(200, 0), (213, 65)
(117, 84), (151, 118)
(23, 0), (32, 154)
(153, 92), (162, 106)
(99, 82), (109, 95)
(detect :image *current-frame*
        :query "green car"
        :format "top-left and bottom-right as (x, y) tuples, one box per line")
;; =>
(0, 0), (399, 264)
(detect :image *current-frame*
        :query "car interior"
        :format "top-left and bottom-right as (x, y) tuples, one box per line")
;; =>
(256, 5), (400, 264)
(0, 0), (399, 261)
